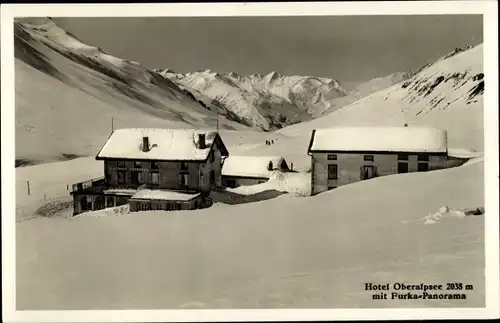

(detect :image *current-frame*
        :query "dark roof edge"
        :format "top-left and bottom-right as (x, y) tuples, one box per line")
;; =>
(308, 149), (448, 155)
(306, 129), (317, 154)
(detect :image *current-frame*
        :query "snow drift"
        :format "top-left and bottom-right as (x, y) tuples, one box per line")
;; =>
(16, 156), (484, 309)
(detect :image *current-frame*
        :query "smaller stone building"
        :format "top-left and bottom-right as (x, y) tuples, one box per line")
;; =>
(221, 156), (290, 188)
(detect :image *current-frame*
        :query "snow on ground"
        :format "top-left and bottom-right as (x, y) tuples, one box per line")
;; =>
(222, 156), (289, 178)
(132, 189), (200, 201)
(75, 205), (131, 218)
(15, 157), (103, 222)
(16, 158), (484, 309)
(227, 171), (311, 197)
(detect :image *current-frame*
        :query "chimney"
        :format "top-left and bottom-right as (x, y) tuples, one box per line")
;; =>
(142, 136), (150, 152)
(198, 134), (206, 149)
(268, 161), (273, 171)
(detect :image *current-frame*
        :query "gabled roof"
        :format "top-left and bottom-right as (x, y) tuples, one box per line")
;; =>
(307, 127), (447, 153)
(96, 128), (229, 161)
(222, 155), (289, 179)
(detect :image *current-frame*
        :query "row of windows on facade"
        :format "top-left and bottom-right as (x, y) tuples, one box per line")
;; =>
(112, 170), (215, 187)
(80, 196), (129, 211)
(327, 154), (431, 162)
(138, 202), (183, 211)
(112, 171), (189, 186)
(326, 161), (430, 180)
(115, 154), (215, 170)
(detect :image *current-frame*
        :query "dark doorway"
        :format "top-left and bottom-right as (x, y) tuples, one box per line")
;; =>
(418, 163), (429, 172)
(225, 178), (237, 188)
(80, 196), (92, 211)
(398, 162), (409, 173)
(94, 196), (105, 210)
(361, 166), (376, 180)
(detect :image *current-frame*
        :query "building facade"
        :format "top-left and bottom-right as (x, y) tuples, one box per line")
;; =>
(307, 127), (452, 195)
(71, 128), (229, 215)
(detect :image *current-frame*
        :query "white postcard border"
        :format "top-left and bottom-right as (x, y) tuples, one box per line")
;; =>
(1, 2), (498, 322)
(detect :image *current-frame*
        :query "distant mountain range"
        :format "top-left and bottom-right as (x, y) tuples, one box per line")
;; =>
(13, 17), (482, 164)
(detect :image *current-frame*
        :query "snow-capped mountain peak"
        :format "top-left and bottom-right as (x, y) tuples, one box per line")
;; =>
(153, 68), (351, 129)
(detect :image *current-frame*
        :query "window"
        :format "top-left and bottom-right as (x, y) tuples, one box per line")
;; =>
(363, 155), (374, 162)
(131, 171), (139, 185)
(327, 154), (337, 160)
(180, 162), (188, 170)
(117, 171), (126, 185)
(209, 152), (215, 163)
(140, 202), (150, 211)
(418, 163), (429, 172)
(150, 172), (159, 185)
(328, 164), (338, 180)
(418, 155), (430, 162)
(178, 172), (190, 186)
(117, 160), (126, 168)
(106, 197), (114, 208)
(116, 197), (128, 206)
(134, 161), (142, 168)
(151, 161), (159, 169)
(138, 172), (144, 184)
(210, 170), (215, 184)
(398, 162), (409, 173)
(398, 154), (409, 161)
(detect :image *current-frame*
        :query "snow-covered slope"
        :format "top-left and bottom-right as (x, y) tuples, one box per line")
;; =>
(16, 154), (485, 309)
(154, 69), (350, 130)
(278, 44), (484, 151)
(231, 44), (484, 173)
(14, 18), (249, 165)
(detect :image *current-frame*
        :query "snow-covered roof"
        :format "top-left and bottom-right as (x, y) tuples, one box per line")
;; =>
(131, 189), (200, 201)
(96, 128), (228, 161)
(103, 188), (137, 196)
(447, 148), (483, 159)
(222, 156), (289, 179)
(308, 127), (447, 153)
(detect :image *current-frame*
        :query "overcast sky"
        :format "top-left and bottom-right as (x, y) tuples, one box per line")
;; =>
(54, 15), (483, 84)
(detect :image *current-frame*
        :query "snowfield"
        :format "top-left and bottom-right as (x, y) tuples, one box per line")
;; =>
(16, 157), (484, 309)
